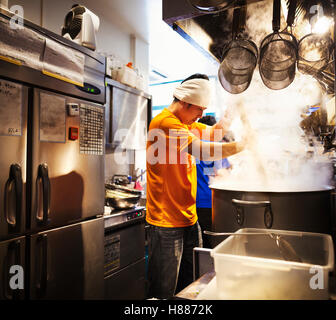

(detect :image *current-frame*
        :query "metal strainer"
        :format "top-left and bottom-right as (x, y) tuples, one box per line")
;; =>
(297, 33), (332, 75)
(218, 4), (258, 94)
(259, 0), (298, 90)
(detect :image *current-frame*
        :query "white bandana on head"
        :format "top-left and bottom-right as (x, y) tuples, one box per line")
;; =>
(173, 78), (212, 109)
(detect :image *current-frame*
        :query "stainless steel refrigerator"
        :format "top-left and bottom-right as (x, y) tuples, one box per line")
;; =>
(0, 9), (106, 300)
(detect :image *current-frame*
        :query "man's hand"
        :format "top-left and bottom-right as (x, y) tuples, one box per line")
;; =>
(208, 109), (233, 141)
(217, 108), (234, 132)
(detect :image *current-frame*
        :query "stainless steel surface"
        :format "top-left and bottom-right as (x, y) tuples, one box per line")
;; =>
(193, 247), (214, 281)
(104, 206), (145, 229)
(259, 0), (298, 90)
(29, 218), (104, 300)
(211, 187), (334, 247)
(0, 236), (25, 300)
(163, 0), (333, 66)
(0, 11), (105, 104)
(0, 82), (27, 240)
(104, 210), (146, 300)
(175, 271), (216, 300)
(297, 34), (334, 94)
(104, 78), (151, 196)
(163, 0), (266, 62)
(0, 12), (106, 299)
(218, 38), (258, 94)
(104, 219), (145, 274)
(0, 9), (105, 104)
(104, 258), (146, 300)
(218, 6), (258, 94)
(29, 89), (105, 231)
(109, 85), (148, 149)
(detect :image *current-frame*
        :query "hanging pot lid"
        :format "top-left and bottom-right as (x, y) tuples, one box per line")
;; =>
(188, 0), (235, 12)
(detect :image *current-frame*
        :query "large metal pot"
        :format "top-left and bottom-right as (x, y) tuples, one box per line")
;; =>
(211, 185), (334, 247)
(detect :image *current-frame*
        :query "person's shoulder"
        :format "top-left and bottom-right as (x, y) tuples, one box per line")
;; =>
(152, 109), (187, 131)
(149, 109), (169, 128)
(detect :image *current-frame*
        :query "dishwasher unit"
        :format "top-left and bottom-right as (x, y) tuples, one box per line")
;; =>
(103, 206), (146, 300)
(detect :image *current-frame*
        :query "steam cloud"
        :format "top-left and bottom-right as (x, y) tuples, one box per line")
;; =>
(211, 0), (333, 192)
(211, 70), (333, 191)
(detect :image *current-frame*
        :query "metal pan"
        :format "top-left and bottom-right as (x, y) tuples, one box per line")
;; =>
(105, 183), (142, 209)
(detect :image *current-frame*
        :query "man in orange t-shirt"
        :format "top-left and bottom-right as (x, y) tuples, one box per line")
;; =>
(146, 74), (246, 299)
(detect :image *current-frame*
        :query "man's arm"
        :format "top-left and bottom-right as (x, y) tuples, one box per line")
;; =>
(186, 137), (245, 161)
(208, 122), (226, 141)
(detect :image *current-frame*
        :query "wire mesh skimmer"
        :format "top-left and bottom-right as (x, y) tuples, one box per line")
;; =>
(259, 0), (298, 90)
(218, 4), (258, 94)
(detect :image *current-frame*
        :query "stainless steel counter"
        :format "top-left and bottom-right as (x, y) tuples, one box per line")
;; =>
(175, 271), (215, 300)
(175, 271), (336, 300)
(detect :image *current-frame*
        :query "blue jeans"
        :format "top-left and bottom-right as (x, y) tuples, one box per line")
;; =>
(147, 221), (203, 299)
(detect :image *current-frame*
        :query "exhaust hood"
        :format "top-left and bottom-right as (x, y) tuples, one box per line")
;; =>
(162, 0), (334, 64)
(163, 0), (266, 62)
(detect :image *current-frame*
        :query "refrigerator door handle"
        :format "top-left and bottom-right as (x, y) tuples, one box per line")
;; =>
(3, 240), (21, 300)
(4, 164), (23, 228)
(36, 234), (48, 298)
(36, 163), (51, 224)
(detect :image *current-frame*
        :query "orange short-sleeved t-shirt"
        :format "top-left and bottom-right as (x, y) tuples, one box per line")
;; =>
(146, 108), (207, 227)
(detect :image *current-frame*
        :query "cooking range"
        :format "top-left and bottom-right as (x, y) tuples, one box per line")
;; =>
(103, 206), (146, 300)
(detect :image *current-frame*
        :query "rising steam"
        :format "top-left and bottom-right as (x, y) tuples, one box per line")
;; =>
(211, 1), (333, 192)
(211, 70), (333, 191)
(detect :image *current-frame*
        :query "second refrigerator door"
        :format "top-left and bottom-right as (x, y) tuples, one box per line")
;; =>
(0, 79), (27, 239)
(29, 217), (104, 299)
(0, 236), (26, 300)
(29, 89), (105, 230)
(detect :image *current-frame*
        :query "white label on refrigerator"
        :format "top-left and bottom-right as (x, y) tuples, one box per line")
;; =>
(42, 38), (85, 87)
(39, 92), (66, 142)
(0, 16), (45, 70)
(0, 79), (22, 136)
